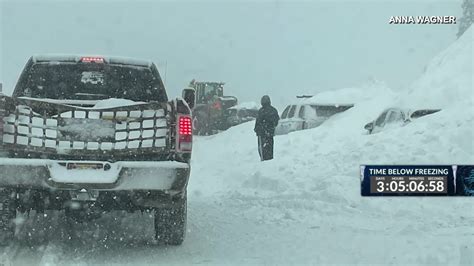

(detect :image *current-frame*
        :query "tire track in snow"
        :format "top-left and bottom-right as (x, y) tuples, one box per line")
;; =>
(0, 213), (31, 266)
(6, 211), (64, 266)
(0, 242), (21, 266)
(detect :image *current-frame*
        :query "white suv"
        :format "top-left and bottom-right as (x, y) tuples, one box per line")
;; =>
(275, 103), (353, 135)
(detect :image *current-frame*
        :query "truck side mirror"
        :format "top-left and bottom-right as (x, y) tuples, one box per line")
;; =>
(182, 88), (196, 109)
(364, 122), (374, 132)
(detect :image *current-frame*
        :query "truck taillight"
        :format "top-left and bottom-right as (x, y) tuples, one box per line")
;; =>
(177, 115), (192, 152)
(80, 56), (104, 63)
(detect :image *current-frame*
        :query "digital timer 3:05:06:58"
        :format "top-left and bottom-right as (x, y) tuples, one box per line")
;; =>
(370, 176), (447, 194)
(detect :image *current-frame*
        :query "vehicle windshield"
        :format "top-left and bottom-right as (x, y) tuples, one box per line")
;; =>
(375, 110), (389, 126)
(204, 84), (222, 96)
(312, 105), (353, 117)
(281, 105), (291, 119)
(287, 105), (297, 118)
(410, 109), (441, 119)
(15, 63), (167, 102)
(386, 110), (404, 124)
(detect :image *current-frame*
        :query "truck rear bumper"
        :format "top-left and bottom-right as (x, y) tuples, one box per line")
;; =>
(0, 158), (190, 192)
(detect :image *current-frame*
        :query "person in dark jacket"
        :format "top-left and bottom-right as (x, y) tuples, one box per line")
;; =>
(254, 95), (279, 161)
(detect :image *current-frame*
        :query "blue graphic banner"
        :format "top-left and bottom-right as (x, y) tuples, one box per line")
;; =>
(361, 165), (474, 196)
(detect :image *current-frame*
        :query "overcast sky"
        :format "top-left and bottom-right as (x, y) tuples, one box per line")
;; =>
(0, 0), (462, 107)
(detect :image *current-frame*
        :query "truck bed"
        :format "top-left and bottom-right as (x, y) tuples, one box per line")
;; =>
(1, 96), (172, 161)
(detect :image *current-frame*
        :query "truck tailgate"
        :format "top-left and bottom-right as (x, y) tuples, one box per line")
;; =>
(0, 158), (189, 190)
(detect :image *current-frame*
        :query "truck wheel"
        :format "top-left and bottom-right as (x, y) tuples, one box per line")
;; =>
(154, 195), (187, 245)
(0, 189), (16, 244)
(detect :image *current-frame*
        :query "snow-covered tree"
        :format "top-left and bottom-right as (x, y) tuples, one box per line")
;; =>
(457, 0), (474, 38)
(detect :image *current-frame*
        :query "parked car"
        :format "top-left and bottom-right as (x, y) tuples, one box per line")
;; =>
(275, 103), (353, 135)
(0, 55), (195, 245)
(224, 102), (259, 128)
(364, 108), (441, 134)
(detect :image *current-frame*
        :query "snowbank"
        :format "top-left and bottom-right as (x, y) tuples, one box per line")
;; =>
(304, 79), (395, 106)
(402, 26), (473, 108)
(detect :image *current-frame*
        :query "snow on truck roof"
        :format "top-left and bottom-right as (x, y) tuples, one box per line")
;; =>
(32, 54), (153, 67)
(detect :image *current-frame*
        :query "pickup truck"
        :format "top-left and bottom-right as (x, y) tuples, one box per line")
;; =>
(0, 55), (195, 245)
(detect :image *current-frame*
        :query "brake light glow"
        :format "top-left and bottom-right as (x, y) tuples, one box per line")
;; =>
(212, 101), (222, 110)
(81, 57), (105, 63)
(177, 115), (192, 152)
(179, 116), (192, 135)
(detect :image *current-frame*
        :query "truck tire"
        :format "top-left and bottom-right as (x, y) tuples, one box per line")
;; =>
(154, 195), (187, 245)
(0, 189), (16, 244)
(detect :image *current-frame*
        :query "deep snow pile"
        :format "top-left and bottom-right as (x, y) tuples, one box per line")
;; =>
(403, 26), (473, 108)
(188, 26), (473, 264)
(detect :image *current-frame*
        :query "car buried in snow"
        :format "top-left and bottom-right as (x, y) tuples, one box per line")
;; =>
(364, 107), (441, 134)
(275, 102), (353, 135)
(0, 55), (196, 245)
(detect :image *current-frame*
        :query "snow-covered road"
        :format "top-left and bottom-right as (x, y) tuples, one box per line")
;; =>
(1, 191), (473, 265)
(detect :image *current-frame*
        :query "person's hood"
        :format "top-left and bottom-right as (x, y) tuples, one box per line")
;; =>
(261, 95), (271, 106)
